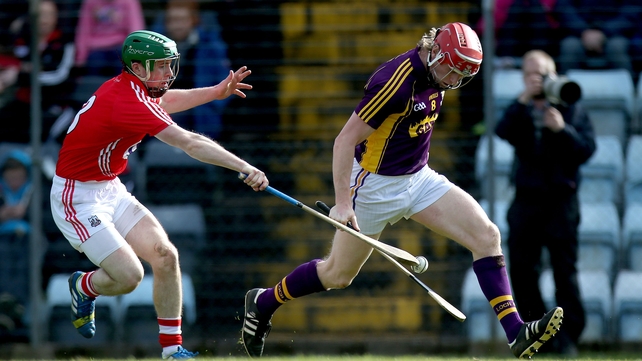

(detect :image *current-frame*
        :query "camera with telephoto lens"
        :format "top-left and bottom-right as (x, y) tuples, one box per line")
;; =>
(542, 74), (582, 106)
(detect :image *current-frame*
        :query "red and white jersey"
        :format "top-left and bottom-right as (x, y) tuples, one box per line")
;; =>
(56, 71), (173, 181)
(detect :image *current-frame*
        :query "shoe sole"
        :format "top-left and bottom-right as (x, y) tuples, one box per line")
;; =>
(519, 307), (564, 359)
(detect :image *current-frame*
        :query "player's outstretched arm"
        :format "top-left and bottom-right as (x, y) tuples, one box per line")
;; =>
(159, 66), (253, 114)
(155, 124), (268, 191)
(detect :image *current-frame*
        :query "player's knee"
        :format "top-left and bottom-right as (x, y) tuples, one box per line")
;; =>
(123, 274), (143, 293)
(120, 268), (144, 293)
(153, 241), (179, 270)
(476, 222), (502, 253)
(481, 222), (502, 250)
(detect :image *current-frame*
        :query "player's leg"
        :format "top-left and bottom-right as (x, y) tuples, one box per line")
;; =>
(242, 230), (377, 357)
(65, 226), (143, 339)
(410, 184), (563, 358)
(50, 176), (145, 339)
(318, 229), (379, 288)
(124, 209), (198, 360)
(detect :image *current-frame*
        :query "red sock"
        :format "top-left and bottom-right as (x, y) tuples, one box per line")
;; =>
(80, 271), (99, 298)
(158, 317), (182, 347)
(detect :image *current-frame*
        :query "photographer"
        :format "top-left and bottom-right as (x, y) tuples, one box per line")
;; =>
(495, 50), (596, 355)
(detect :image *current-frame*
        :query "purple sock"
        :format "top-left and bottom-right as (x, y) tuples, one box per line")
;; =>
(473, 255), (523, 342)
(256, 259), (326, 316)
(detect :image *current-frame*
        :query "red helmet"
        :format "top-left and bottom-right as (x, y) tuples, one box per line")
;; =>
(432, 22), (483, 78)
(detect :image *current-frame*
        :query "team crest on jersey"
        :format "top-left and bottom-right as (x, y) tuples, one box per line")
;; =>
(88, 215), (102, 227)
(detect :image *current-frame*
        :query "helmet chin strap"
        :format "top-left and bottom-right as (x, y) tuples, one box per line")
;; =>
(127, 63), (169, 98)
(426, 48), (450, 91)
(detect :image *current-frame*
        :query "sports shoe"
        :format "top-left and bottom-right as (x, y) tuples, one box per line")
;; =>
(162, 346), (199, 360)
(241, 288), (273, 357)
(68, 271), (96, 338)
(510, 307), (564, 359)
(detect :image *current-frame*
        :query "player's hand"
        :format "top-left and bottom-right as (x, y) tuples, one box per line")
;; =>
(240, 167), (268, 191)
(543, 106), (565, 132)
(218, 66), (253, 99)
(329, 203), (361, 232)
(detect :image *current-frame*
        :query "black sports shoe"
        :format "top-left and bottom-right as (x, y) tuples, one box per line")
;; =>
(241, 288), (273, 358)
(510, 307), (564, 359)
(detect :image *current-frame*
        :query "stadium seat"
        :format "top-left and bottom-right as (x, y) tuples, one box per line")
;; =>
(146, 204), (207, 275)
(119, 273), (196, 346)
(45, 273), (120, 344)
(624, 135), (642, 208)
(137, 139), (219, 205)
(460, 267), (504, 342)
(475, 135), (514, 202)
(613, 270), (642, 342)
(579, 135), (624, 205)
(540, 269), (612, 343)
(492, 69), (524, 122)
(622, 203), (642, 271)
(577, 202), (620, 279)
(566, 69), (634, 145)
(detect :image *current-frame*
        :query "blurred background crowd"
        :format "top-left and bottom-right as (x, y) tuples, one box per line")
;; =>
(1, 0), (642, 358)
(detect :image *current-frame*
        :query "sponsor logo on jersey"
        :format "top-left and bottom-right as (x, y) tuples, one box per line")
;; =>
(409, 113), (438, 138)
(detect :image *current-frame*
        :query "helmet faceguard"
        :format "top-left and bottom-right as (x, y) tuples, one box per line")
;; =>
(427, 22), (483, 90)
(122, 30), (180, 98)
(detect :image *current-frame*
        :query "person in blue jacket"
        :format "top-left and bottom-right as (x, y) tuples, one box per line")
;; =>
(153, 0), (231, 140)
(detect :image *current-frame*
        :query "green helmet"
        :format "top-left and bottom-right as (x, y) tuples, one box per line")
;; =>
(121, 30), (180, 97)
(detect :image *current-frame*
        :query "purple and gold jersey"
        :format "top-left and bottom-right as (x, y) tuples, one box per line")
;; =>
(354, 48), (443, 176)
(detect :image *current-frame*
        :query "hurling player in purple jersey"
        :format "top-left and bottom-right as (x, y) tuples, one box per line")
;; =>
(242, 23), (563, 359)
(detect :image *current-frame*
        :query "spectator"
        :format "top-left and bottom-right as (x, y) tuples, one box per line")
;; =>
(477, 0), (561, 69)
(0, 149), (32, 236)
(0, 148), (32, 341)
(152, 0), (231, 139)
(554, 0), (638, 77)
(0, 53), (20, 109)
(495, 50), (596, 356)
(0, 0), (27, 53)
(74, 0), (144, 77)
(0, 0), (75, 144)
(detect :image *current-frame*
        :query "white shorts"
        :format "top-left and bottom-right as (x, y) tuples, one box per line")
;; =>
(351, 159), (453, 235)
(50, 175), (150, 266)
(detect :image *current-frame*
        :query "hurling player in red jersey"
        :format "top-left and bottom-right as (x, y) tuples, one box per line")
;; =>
(50, 30), (268, 359)
(241, 23), (563, 359)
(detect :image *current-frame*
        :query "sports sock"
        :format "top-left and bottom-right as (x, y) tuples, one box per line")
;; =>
(473, 255), (523, 342)
(256, 259), (326, 316)
(77, 271), (99, 298)
(158, 317), (182, 353)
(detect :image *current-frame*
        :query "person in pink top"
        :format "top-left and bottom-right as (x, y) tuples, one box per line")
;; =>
(74, 0), (145, 76)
